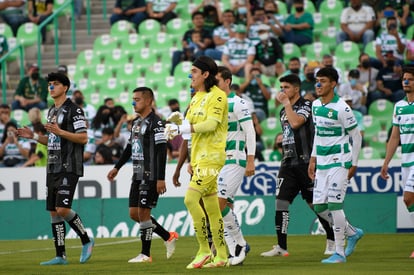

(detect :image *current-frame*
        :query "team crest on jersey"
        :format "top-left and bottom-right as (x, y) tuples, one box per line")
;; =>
(327, 109), (333, 118)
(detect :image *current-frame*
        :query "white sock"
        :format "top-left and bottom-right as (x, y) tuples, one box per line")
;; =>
(331, 209), (346, 257)
(222, 207), (246, 252)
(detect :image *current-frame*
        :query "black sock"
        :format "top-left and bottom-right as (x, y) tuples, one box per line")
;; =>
(317, 214), (335, 241)
(52, 221), (66, 258)
(275, 210), (289, 250)
(140, 222), (153, 257)
(67, 214), (90, 245)
(151, 216), (170, 241)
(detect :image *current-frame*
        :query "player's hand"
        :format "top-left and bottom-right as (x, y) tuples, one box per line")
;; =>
(17, 126), (34, 139)
(380, 164), (389, 180)
(167, 111), (184, 125)
(347, 166), (357, 180)
(164, 123), (179, 140)
(107, 168), (118, 181)
(172, 170), (181, 187)
(157, 180), (167, 195)
(308, 162), (316, 180)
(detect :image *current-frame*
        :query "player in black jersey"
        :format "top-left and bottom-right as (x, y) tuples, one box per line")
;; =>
(107, 87), (178, 263)
(18, 72), (94, 265)
(260, 74), (335, 257)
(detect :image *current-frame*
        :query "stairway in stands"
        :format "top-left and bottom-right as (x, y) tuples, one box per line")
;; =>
(5, 0), (116, 103)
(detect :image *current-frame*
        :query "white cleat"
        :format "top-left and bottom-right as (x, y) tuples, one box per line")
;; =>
(260, 245), (289, 257)
(128, 253), (152, 263)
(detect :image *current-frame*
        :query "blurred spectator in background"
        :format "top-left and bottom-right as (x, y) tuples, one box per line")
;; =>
(27, 106), (42, 126)
(0, 121), (30, 167)
(57, 65), (77, 97)
(280, 57), (304, 81)
(263, 0), (284, 38)
(357, 53), (379, 106)
(109, 0), (147, 29)
(73, 0), (83, 20)
(375, 2), (400, 35)
(269, 132), (283, 161)
(376, 53), (405, 103)
(96, 127), (124, 164)
(94, 146), (114, 165)
(253, 23), (284, 77)
(22, 122), (47, 167)
(406, 32), (414, 64)
(27, 0), (53, 43)
(342, 95), (365, 147)
(280, 0), (313, 47)
(221, 24), (256, 77)
(377, 0), (412, 35)
(0, 0), (27, 36)
(375, 16), (406, 68)
(205, 9), (236, 61)
(247, 7), (269, 45)
(240, 66), (271, 122)
(300, 61), (318, 98)
(71, 90), (96, 123)
(192, 1), (222, 34)
(103, 97), (115, 109)
(336, 0), (375, 47)
(12, 63), (48, 112)
(170, 11), (212, 75)
(317, 54), (342, 84)
(114, 113), (136, 149)
(146, 0), (177, 28)
(0, 104), (13, 140)
(91, 105), (115, 146)
(337, 69), (368, 115)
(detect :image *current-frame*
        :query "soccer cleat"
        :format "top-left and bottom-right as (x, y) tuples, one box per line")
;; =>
(229, 244), (247, 266)
(324, 239), (336, 255)
(40, 256), (68, 265)
(186, 253), (211, 269)
(80, 238), (94, 263)
(410, 251), (414, 258)
(321, 253), (346, 264)
(260, 245), (289, 257)
(128, 253), (152, 263)
(345, 228), (364, 257)
(164, 231), (179, 259)
(202, 257), (228, 268)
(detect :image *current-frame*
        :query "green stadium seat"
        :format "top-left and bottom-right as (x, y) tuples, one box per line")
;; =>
(88, 64), (113, 91)
(100, 77), (127, 96)
(319, 25), (338, 52)
(368, 130), (388, 158)
(368, 99), (394, 129)
(276, 1), (288, 16)
(303, 42), (331, 61)
(12, 109), (30, 127)
(359, 146), (382, 160)
(362, 114), (382, 141)
(54, 0), (71, 16)
(16, 22), (38, 47)
(260, 117), (283, 149)
(166, 18), (191, 35)
(406, 24), (414, 41)
(0, 23), (14, 38)
(138, 19), (162, 35)
(319, 0), (344, 26)
(4, 37), (19, 62)
(283, 43), (302, 62)
(173, 61), (192, 79)
(363, 40), (376, 58)
(304, 0), (316, 13)
(335, 41), (361, 70)
(105, 48), (129, 75)
(93, 34), (119, 60)
(148, 32), (178, 53)
(110, 20), (136, 41)
(117, 63), (140, 88)
(76, 49), (102, 78)
(120, 33), (149, 61)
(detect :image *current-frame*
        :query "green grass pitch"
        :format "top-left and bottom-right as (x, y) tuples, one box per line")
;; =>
(1, 234), (413, 274)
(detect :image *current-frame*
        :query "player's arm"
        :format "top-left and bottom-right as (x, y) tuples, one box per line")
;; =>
(381, 125), (400, 179)
(240, 119), (256, 176)
(347, 126), (362, 179)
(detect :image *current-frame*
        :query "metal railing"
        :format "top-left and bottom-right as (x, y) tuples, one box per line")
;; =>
(37, 0), (77, 70)
(0, 44), (24, 104)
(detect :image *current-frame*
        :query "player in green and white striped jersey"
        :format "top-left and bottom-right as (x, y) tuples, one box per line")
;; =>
(216, 66), (256, 266)
(308, 67), (364, 264)
(381, 66), (414, 259)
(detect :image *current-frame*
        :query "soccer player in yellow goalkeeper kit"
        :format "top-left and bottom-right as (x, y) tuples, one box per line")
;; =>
(165, 56), (228, 268)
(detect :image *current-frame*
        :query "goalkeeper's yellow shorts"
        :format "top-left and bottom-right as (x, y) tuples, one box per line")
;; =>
(189, 164), (223, 196)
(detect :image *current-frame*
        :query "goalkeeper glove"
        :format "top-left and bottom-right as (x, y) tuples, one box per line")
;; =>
(164, 120), (191, 140)
(167, 111), (184, 125)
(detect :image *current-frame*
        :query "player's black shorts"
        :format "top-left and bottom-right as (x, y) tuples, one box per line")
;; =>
(129, 180), (159, 209)
(46, 172), (79, 211)
(276, 164), (314, 203)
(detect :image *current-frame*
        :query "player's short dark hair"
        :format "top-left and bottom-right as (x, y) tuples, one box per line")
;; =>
(403, 65), (414, 76)
(47, 72), (70, 92)
(133, 86), (154, 100)
(316, 67), (339, 83)
(217, 66), (232, 84)
(280, 74), (301, 87)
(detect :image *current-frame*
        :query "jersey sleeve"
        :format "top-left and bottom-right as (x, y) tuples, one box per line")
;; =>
(235, 98), (252, 123)
(206, 89), (227, 123)
(296, 100), (312, 121)
(72, 106), (87, 133)
(340, 103), (358, 132)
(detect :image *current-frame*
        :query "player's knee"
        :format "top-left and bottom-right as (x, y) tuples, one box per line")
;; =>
(184, 193), (198, 208)
(276, 199), (290, 211)
(129, 210), (140, 222)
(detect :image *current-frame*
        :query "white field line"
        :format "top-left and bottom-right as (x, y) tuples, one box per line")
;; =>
(0, 239), (138, 255)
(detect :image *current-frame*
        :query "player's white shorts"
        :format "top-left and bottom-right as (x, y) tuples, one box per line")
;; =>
(313, 166), (348, 205)
(401, 166), (414, 193)
(217, 164), (245, 200)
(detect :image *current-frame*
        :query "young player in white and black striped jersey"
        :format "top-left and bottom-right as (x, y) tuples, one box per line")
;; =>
(308, 67), (364, 264)
(216, 66), (256, 266)
(381, 66), (414, 259)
